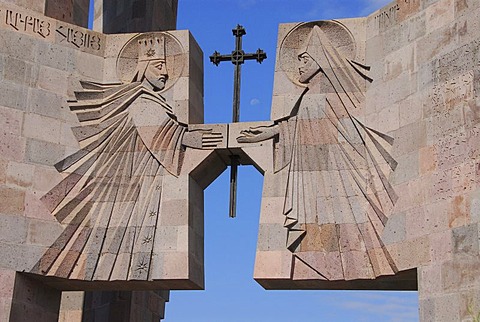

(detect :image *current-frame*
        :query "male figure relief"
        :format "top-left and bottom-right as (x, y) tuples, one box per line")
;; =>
(31, 34), (221, 283)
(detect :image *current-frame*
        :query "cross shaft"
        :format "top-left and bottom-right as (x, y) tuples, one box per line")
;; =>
(209, 24), (266, 218)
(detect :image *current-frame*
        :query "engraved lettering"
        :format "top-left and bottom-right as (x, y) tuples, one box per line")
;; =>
(56, 24), (101, 51)
(428, 71), (474, 117)
(5, 10), (50, 38)
(373, 0), (419, 30)
(434, 41), (480, 83)
(374, 4), (399, 30)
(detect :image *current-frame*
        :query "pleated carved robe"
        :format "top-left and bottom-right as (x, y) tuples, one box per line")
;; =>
(275, 90), (399, 280)
(273, 25), (400, 280)
(31, 81), (186, 282)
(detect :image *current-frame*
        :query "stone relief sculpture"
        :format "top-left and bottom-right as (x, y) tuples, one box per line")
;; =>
(238, 21), (399, 280)
(30, 32), (220, 282)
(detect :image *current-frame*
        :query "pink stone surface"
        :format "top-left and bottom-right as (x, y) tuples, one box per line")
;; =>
(0, 132), (26, 163)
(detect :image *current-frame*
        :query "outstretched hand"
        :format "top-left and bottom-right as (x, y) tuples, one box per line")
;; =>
(237, 125), (279, 143)
(183, 128), (224, 149)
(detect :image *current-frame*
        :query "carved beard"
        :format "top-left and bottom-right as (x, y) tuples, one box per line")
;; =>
(298, 53), (321, 84)
(144, 60), (168, 91)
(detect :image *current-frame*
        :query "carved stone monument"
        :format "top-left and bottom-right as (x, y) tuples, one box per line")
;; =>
(238, 20), (405, 285)
(0, 0), (227, 320)
(0, 0), (479, 321)
(231, 1), (479, 321)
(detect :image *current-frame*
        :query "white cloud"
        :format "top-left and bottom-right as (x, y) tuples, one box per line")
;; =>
(300, 0), (394, 20)
(250, 98), (260, 106)
(321, 292), (419, 322)
(238, 0), (257, 9)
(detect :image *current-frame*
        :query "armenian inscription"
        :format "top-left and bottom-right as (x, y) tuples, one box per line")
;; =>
(374, 2), (399, 30)
(434, 40), (480, 83)
(2, 8), (51, 38)
(373, 0), (420, 30)
(56, 25), (101, 51)
(427, 71), (474, 118)
(0, 4), (103, 54)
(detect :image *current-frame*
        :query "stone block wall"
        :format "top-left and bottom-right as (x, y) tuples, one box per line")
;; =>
(0, 1), (106, 277)
(365, 0), (480, 320)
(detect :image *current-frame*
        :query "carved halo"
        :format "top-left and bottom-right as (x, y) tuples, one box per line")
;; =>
(279, 20), (357, 87)
(116, 31), (186, 91)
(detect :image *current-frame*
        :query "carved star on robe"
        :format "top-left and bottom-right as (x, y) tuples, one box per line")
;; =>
(136, 260), (148, 272)
(142, 236), (152, 244)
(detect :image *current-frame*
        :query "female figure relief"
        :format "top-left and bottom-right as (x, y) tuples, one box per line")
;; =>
(239, 22), (399, 280)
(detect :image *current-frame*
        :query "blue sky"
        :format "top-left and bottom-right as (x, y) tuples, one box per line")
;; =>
(167, 1), (419, 321)
(92, 1), (419, 321)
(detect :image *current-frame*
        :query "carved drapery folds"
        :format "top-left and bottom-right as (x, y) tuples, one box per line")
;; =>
(240, 21), (399, 281)
(30, 32), (216, 284)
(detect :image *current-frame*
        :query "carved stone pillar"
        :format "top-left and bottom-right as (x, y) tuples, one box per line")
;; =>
(93, 0), (178, 34)
(81, 290), (169, 321)
(0, 270), (61, 322)
(44, 0), (90, 27)
(58, 292), (84, 322)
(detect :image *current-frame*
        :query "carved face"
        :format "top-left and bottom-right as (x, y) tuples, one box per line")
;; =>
(298, 52), (321, 84)
(144, 59), (169, 91)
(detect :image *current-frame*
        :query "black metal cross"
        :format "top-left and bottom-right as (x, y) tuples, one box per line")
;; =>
(210, 24), (266, 218)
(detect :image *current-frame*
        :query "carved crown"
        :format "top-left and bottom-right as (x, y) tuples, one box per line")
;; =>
(138, 36), (166, 62)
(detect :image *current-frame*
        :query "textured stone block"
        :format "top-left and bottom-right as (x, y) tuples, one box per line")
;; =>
(36, 66), (69, 95)
(95, 0), (178, 34)
(74, 52), (104, 80)
(0, 214), (27, 244)
(0, 106), (23, 137)
(6, 161), (34, 189)
(388, 236), (431, 269)
(436, 293), (461, 321)
(452, 223), (479, 257)
(26, 88), (69, 119)
(0, 132), (26, 163)
(0, 31), (38, 63)
(425, 0), (455, 33)
(23, 113), (63, 144)
(27, 218), (63, 246)
(159, 199), (188, 226)
(442, 258), (480, 291)
(253, 250), (292, 280)
(419, 297), (436, 322)
(0, 187), (25, 216)
(382, 212), (406, 244)
(3, 56), (38, 87)
(25, 138), (66, 166)
(257, 223), (287, 251)
(393, 121), (427, 157)
(0, 242), (46, 271)
(390, 151), (419, 185)
(418, 265), (443, 297)
(0, 81), (29, 111)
